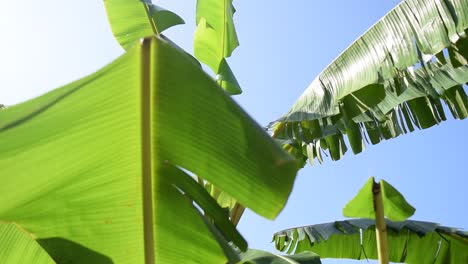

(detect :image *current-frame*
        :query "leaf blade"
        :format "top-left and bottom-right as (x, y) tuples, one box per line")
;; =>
(104, 0), (184, 50)
(272, 0), (468, 164)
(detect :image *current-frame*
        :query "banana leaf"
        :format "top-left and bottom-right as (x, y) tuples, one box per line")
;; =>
(273, 219), (468, 263)
(343, 177), (415, 221)
(104, 0), (184, 50)
(194, 0), (242, 94)
(0, 223), (55, 264)
(271, 0), (468, 164)
(0, 36), (298, 264)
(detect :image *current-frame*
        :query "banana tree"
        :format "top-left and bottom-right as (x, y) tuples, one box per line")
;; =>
(273, 177), (468, 263)
(271, 0), (468, 165)
(0, 1), (306, 263)
(269, 1), (468, 262)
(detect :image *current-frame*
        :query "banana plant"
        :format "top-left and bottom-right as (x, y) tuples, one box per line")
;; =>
(341, 177), (415, 264)
(273, 219), (468, 263)
(0, 2), (303, 263)
(271, 0), (468, 165)
(273, 177), (468, 263)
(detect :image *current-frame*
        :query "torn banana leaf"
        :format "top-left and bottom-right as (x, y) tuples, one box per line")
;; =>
(271, 0), (468, 164)
(273, 219), (468, 264)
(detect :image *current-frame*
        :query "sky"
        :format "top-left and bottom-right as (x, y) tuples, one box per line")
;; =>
(1, 1), (467, 264)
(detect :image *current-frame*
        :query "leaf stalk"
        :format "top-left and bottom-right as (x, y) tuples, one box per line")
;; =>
(373, 181), (389, 264)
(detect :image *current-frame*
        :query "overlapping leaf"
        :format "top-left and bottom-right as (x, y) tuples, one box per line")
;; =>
(0, 223), (55, 264)
(194, 0), (242, 94)
(0, 36), (298, 263)
(104, 0), (184, 50)
(271, 0), (468, 164)
(274, 219), (468, 263)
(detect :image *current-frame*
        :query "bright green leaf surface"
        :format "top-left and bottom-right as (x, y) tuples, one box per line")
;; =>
(0, 36), (298, 263)
(272, 0), (468, 164)
(274, 219), (468, 264)
(343, 177), (415, 221)
(194, 0), (242, 94)
(104, 0), (184, 50)
(196, 0), (238, 59)
(380, 179), (415, 221)
(342, 177), (375, 219)
(0, 223), (55, 264)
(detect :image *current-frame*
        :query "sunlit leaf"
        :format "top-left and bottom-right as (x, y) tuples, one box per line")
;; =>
(274, 219), (468, 264)
(0, 36), (297, 263)
(194, 0), (242, 94)
(0, 223), (55, 264)
(104, 0), (184, 50)
(271, 0), (468, 164)
(343, 177), (415, 221)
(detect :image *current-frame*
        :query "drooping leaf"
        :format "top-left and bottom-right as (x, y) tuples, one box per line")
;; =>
(273, 219), (468, 264)
(271, 0), (468, 164)
(104, 0), (184, 50)
(0, 36), (298, 263)
(194, 0), (242, 94)
(0, 223), (55, 264)
(380, 179), (415, 221)
(343, 177), (415, 221)
(239, 249), (321, 264)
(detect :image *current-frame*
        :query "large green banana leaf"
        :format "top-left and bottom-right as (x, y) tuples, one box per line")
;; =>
(194, 0), (242, 94)
(271, 0), (468, 164)
(273, 219), (468, 263)
(0, 36), (298, 263)
(104, 0), (184, 50)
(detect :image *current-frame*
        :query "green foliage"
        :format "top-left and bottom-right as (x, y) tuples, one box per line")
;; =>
(104, 0), (184, 50)
(194, 0), (242, 94)
(0, 35), (298, 263)
(3, 0), (468, 263)
(343, 177), (415, 221)
(272, 0), (468, 164)
(273, 219), (468, 264)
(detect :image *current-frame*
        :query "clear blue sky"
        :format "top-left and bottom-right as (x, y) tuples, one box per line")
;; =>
(1, 1), (466, 263)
